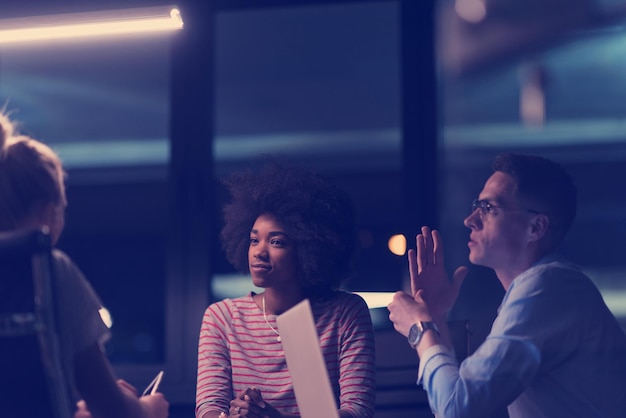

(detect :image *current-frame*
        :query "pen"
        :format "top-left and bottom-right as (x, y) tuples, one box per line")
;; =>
(142, 370), (164, 396)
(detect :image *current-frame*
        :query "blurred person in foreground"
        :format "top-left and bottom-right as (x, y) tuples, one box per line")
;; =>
(0, 112), (168, 418)
(388, 152), (626, 417)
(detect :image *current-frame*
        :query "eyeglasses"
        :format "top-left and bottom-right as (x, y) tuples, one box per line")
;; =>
(471, 199), (541, 219)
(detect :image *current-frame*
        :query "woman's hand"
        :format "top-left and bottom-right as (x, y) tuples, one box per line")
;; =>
(74, 400), (91, 418)
(139, 392), (169, 418)
(230, 387), (284, 418)
(74, 379), (169, 418)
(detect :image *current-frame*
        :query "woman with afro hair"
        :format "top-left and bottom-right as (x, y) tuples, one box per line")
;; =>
(195, 162), (375, 418)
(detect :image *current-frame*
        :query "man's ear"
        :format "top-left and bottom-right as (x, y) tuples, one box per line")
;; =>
(528, 213), (549, 243)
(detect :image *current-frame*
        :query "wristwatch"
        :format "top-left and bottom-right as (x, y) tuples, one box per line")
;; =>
(407, 321), (440, 349)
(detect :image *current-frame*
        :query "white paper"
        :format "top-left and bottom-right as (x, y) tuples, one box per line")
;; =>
(276, 299), (339, 418)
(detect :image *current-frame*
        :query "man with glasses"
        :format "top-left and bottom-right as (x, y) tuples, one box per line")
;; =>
(388, 152), (626, 417)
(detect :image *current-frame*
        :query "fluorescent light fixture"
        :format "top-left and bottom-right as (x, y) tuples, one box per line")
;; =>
(0, 6), (183, 44)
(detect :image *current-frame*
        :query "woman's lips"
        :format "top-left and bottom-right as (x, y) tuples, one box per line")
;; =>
(250, 264), (271, 272)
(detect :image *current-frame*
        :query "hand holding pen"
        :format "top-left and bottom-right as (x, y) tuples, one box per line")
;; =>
(139, 371), (168, 418)
(73, 373), (168, 418)
(142, 370), (164, 396)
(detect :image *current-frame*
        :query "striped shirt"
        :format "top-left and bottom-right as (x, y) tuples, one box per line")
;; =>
(196, 291), (375, 417)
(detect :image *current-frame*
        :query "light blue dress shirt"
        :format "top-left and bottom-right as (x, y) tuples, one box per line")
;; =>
(418, 257), (626, 418)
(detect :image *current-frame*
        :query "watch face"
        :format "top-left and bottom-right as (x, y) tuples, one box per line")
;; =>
(408, 323), (422, 347)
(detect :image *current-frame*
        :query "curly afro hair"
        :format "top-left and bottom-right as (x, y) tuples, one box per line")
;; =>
(220, 162), (358, 296)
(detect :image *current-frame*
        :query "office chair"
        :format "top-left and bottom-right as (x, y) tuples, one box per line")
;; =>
(0, 227), (73, 418)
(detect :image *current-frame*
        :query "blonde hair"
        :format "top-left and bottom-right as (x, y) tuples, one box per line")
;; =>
(0, 113), (66, 231)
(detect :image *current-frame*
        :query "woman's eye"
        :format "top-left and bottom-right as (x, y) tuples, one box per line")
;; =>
(249, 237), (258, 245)
(270, 239), (283, 246)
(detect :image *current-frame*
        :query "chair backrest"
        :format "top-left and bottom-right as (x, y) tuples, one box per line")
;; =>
(0, 228), (73, 418)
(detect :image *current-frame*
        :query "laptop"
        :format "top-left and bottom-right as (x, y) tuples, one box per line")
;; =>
(276, 299), (340, 418)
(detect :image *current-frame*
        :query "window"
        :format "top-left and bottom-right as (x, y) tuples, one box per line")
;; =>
(211, 1), (404, 298)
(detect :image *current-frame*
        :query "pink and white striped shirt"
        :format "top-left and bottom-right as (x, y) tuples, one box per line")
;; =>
(196, 291), (375, 418)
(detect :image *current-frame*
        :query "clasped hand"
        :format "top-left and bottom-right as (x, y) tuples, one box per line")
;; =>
(226, 387), (283, 418)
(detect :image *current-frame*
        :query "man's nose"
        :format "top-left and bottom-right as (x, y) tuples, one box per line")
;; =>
(464, 209), (481, 230)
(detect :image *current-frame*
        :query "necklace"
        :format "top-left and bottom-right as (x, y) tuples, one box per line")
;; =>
(262, 295), (281, 342)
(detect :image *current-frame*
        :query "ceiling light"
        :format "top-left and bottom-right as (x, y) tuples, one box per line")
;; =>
(0, 6), (183, 45)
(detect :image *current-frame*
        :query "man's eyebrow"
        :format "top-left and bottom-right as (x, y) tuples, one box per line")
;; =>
(478, 195), (503, 205)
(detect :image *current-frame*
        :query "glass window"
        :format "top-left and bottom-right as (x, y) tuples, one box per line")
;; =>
(211, 2), (403, 298)
(0, 38), (170, 173)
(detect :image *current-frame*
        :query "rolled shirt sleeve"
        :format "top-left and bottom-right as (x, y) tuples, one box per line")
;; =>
(418, 332), (541, 417)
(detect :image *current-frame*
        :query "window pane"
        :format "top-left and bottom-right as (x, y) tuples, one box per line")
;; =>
(211, 2), (403, 297)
